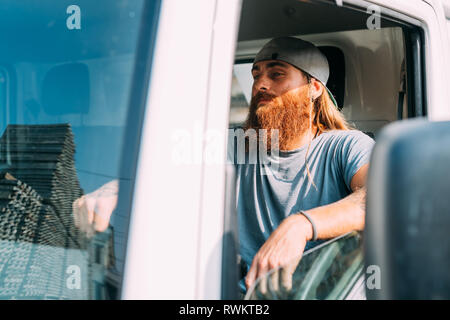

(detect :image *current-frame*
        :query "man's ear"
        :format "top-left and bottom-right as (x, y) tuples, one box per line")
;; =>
(311, 78), (324, 100)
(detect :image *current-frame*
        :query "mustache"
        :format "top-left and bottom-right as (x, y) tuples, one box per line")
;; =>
(251, 91), (277, 105)
(244, 86), (312, 151)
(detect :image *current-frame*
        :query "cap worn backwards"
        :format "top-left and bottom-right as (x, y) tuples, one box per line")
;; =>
(254, 37), (338, 107)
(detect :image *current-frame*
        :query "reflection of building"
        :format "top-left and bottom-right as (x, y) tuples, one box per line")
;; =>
(0, 124), (114, 299)
(87, 226), (116, 300)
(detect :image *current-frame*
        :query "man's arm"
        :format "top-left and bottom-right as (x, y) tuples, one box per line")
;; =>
(296, 163), (368, 239)
(245, 164), (369, 290)
(72, 179), (119, 236)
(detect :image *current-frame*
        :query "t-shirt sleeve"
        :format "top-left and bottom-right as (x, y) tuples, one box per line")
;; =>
(338, 131), (375, 190)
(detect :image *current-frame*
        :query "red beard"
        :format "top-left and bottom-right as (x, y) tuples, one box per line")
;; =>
(244, 86), (312, 151)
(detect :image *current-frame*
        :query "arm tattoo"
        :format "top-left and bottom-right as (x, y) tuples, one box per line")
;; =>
(97, 186), (118, 197)
(95, 180), (119, 197)
(347, 187), (366, 211)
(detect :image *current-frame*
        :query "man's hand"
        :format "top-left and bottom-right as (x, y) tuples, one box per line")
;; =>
(245, 213), (313, 292)
(72, 180), (119, 237)
(245, 164), (369, 294)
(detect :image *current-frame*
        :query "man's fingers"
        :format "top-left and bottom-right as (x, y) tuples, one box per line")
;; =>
(245, 260), (258, 290)
(256, 271), (268, 295)
(94, 216), (109, 232)
(84, 197), (96, 225)
(73, 196), (89, 229)
(247, 256), (273, 294)
(93, 196), (117, 232)
(73, 193), (117, 234)
(269, 268), (279, 292)
(246, 258), (265, 289)
(72, 198), (82, 228)
(72, 195), (96, 236)
(281, 256), (301, 291)
(94, 200), (112, 232)
(280, 268), (293, 291)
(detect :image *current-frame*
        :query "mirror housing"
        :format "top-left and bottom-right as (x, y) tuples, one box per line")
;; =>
(365, 118), (450, 299)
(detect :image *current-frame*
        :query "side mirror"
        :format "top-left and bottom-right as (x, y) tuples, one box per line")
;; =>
(365, 118), (450, 299)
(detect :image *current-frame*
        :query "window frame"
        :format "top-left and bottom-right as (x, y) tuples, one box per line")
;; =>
(114, 0), (162, 299)
(224, 0), (428, 300)
(244, 232), (364, 300)
(341, 0), (427, 118)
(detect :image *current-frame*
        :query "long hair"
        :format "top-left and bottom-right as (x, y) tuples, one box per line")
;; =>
(304, 75), (352, 190)
(308, 76), (352, 134)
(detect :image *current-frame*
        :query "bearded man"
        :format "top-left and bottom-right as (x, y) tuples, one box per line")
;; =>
(228, 37), (375, 292)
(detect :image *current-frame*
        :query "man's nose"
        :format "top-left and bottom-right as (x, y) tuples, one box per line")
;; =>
(253, 75), (270, 92)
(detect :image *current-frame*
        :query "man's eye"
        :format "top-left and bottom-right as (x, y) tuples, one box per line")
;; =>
(253, 74), (260, 80)
(269, 72), (284, 79)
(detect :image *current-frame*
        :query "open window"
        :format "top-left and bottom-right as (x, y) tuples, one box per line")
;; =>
(228, 0), (426, 138)
(222, 0), (426, 300)
(246, 232), (364, 300)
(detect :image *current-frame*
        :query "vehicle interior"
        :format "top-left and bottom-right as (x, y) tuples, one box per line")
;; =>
(226, 0), (426, 300)
(229, 0), (424, 137)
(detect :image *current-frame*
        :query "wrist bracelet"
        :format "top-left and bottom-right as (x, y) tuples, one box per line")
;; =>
(297, 210), (317, 241)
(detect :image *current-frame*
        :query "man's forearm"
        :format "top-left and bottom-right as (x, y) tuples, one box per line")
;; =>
(299, 187), (366, 241)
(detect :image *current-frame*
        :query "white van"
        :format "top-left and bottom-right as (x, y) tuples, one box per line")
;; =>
(0, 0), (449, 300)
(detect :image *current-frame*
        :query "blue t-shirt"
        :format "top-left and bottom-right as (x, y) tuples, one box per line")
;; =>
(227, 129), (375, 281)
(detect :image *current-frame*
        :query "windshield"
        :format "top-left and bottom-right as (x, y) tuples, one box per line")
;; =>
(0, 0), (159, 299)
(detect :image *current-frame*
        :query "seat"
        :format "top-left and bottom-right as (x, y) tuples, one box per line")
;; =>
(318, 46), (345, 110)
